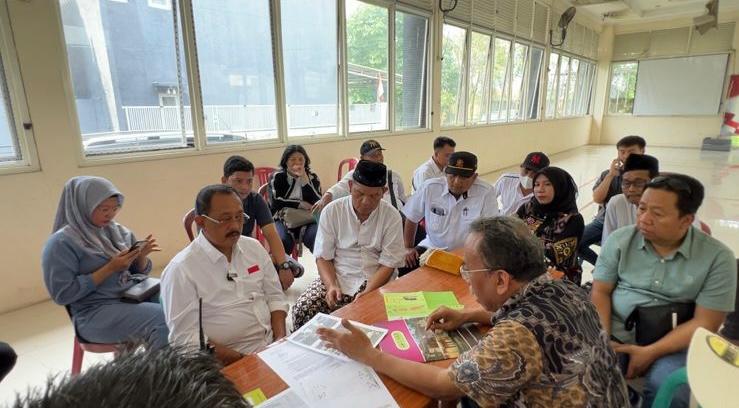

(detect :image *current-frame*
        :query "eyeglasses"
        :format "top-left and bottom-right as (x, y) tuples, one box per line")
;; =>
(647, 176), (692, 195)
(459, 264), (496, 282)
(621, 180), (649, 190)
(202, 212), (250, 225)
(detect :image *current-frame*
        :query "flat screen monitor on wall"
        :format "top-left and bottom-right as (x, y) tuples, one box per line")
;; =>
(633, 53), (728, 116)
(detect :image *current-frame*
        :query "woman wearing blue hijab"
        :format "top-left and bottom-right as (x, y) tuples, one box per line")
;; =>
(42, 176), (168, 350)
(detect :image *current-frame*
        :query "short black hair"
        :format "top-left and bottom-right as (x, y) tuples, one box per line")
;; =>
(12, 346), (251, 408)
(646, 173), (704, 216)
(617, 135), (646, 149)
(195, 184), (240, 216)
(279, 144), (311, 172)
(469, 216), (546, 282)
(433, 136), (456, 150)
(223, 155), (254, 178)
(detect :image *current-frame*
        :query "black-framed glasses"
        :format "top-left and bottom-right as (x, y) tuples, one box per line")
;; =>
(647, 176), (692, 195)
(621, 179), (649, 190)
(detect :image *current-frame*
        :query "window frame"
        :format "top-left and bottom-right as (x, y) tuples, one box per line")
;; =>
(0, 1), (39, 175)
(545, 49), (596, 120)
(606, 60), (639, 116)
(55, 0), (433, 165)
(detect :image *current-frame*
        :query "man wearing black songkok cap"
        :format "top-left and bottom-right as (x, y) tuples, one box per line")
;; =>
(601, 154), (659, 243)
(291, 160), (405, 328)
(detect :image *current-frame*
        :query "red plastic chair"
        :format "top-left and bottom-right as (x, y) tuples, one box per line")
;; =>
(699, 221), (712, 235)
(66, 306), (122, 375)
(337, 158), (358, 181)
(183, 208), (197, 242)
(255, 167), (277, 187)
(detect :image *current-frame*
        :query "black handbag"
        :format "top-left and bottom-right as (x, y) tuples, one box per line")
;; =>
(624, 302), (695, 346)
(122, 277), (160, 303)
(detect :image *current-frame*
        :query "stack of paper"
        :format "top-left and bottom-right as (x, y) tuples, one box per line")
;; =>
(258, 341), (398, 408)
(383, 291), (463, 320)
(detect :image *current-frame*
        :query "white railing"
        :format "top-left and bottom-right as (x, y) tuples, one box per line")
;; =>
(120, 103), (388, 135)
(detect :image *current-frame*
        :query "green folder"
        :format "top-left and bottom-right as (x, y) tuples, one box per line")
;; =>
(383, 291), (463, 320)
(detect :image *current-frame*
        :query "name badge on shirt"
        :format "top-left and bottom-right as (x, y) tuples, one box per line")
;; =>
(431, 206), (447, 216)
(247, 264), (260, 274)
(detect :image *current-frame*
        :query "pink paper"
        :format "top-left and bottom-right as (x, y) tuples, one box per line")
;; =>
(374, 320), (426, 363)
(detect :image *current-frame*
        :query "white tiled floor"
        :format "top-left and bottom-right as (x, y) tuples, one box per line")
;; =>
(1, 145), (737, 405)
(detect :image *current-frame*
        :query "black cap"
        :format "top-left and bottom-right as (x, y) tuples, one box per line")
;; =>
(445, 152), (477, 177)
(360, 139), (385, 156)
(623, 154), (659, 176)
(352, 160), (387, 187)
(521, 152), (550, 171)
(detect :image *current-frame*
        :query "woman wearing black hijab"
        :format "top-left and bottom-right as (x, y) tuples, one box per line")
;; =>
(516, 167), (585, 284)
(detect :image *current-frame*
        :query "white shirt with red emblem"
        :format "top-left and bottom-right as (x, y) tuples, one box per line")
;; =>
(161, 233), (288, 354)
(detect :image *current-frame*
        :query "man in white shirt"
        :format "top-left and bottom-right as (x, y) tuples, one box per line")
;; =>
(161, 184), (288, 365)
(400, 152), (499, 275)
(313, 139), (407, 212)
(494, 152), (550, 216)
(292, 160), (405, 328)
(412, 136), (456, 192)
(601, 154), (659, 244)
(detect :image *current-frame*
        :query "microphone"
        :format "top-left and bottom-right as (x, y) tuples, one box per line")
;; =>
(198, 298), (214, 354)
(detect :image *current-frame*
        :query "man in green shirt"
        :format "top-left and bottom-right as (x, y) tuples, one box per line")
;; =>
(592, 173), (736, 408)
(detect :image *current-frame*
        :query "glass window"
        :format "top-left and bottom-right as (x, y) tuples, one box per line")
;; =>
(61, 0), (191, 155)
(440, 24), (466, 127)
(524, 46), (543, 120)
(346, 0), (389, 133)
(608, 61), (638, 114)
(556, 55), (570, 117)
(565, 58), (580, 116)
(394, 10), (428, 131)
(489, 37), (511, 123)
(0, 58), (18, 162)
(574, 62), (593, 115)
(281, 0), (338, 137)
(508, 42), (528, 121)
(467, 32), (491, 125)
(192, 0), (278, 144)
(545, 52), (559, 119)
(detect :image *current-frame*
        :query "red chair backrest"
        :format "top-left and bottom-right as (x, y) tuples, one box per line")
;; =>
(255, 167), (277, 187)
(337, 158), (358, 181)
(183, 208), (197, 242)
(699, 221), (712, 236)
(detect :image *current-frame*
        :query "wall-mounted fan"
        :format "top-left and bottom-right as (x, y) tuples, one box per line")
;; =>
(550, 7), (577, 47)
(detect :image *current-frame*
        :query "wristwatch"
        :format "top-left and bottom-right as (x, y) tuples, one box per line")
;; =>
(278, 261), (291, 271)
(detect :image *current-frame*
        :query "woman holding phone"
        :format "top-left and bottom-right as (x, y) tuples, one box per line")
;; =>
(42, 176), (168, 350)
(269, 145), (322, 255)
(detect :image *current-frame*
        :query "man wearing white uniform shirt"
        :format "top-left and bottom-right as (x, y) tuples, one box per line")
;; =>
(313, 140), (407, 212)
(411, 136), (456, 191)
(161, 185), (288, 366)
(494, 151), (550, 215)
(400, 151), (499, 275)
(292, 160), (405, 328)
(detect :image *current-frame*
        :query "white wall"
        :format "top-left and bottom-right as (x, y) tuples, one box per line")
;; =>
(0, 1), (594, 313)
(598, 12), (739, 147)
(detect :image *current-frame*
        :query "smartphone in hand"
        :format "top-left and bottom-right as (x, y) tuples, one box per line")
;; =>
(127, 240), (148, 254)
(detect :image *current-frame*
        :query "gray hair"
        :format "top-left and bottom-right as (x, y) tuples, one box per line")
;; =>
(469, 216), (546, 282)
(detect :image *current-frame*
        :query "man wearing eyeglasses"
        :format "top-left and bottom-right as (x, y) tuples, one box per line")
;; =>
(161, 184), (288, 365)
(601, 154), (659, 244)
(592, 173), (736, 408)
(317, 217), (628, 407)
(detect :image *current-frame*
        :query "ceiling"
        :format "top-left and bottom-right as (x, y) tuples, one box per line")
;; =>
(570, 0), (739, 24)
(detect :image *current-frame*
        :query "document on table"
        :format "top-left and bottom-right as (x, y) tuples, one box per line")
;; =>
(288, 312), (388, 361)
(383, 291), (463, 320)
(258, 341), (398, 408)
(259, 388), (309, 408)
